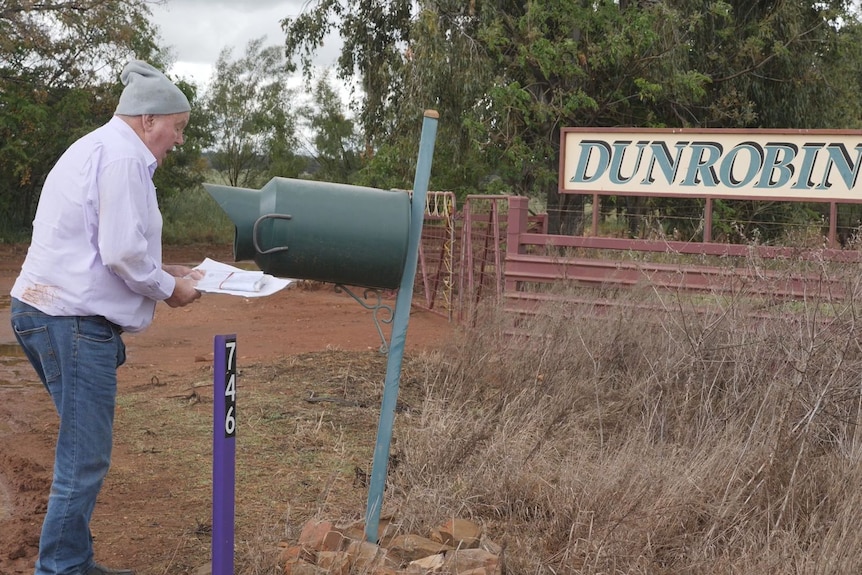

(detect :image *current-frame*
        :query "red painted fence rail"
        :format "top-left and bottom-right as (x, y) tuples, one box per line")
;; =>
(501, 196), (862, 316)
(418, 194), (862, 323)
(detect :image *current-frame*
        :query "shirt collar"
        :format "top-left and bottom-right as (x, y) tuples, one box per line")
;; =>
(109, 116), (158, 176)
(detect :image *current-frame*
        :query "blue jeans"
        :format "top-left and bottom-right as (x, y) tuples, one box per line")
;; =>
(10, 298), (126, 575)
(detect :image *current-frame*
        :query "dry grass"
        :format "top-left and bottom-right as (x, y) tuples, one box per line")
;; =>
(112, 257), (862, 574)
(112, 351), (431, 575)
(386, 264), (862, 574)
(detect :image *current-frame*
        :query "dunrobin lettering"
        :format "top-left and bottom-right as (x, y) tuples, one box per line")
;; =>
(570, 139), (862, 191)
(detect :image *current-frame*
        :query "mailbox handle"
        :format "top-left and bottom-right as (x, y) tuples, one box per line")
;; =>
(252, 213), (293, 255)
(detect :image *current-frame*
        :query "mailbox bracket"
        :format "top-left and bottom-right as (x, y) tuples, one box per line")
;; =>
(334, 284), (394, 354)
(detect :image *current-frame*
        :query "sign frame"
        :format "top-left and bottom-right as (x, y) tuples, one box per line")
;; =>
(559, 127), (862, 203)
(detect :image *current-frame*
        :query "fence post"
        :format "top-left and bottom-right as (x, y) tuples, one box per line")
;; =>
(506, 196), (529, 293)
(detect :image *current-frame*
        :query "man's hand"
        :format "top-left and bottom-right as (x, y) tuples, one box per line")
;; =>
(162, 263), (203, 307)
(165, 276), (202, 308)
(163, 263), (204, 280)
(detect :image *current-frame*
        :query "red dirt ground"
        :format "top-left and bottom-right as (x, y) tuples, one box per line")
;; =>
(0, 243), (455, 575)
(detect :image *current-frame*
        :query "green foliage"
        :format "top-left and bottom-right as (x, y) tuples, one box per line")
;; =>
(303, 72), (362, 184)
(676, 0), (862, 129)
(204, 37), (302, 188)
(353, 2), (505, 199)
(282, 0), (412, 153)
(267, 104), (307, 180)
(0, 0), (208, 233)
(160, 183), (234, 245)
(353, 142), (409, 190)
(0, 81), (112, 231)
(712, 199), (823, 245)
(0, 0), (161, 86)
(282, 0), (862, 240)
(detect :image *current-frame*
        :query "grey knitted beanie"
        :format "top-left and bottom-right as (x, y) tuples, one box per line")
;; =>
(115, 60), (191, 116)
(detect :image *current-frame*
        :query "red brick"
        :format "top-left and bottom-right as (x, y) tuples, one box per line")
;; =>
(298, 519), (335, 551)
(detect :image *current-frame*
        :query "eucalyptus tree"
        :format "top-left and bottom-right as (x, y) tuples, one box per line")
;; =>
(282, 0), (412, 160)
(303, 72), (362, 184)
(0, 0), (168, 233)
(671, 0), (862, 241)
(282, 0), (862, 237)
(283, 0), (497, 193)
(204, 37), (302, 188)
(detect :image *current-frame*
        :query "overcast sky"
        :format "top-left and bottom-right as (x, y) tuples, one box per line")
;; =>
(150, 0), (342, 90)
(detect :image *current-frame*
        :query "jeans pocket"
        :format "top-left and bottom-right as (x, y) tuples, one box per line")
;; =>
(77, 317), (116, 343)
(78, 317), (126, 369)
(12, 323), (61, 383)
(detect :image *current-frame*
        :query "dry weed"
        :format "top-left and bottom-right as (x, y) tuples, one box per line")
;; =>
(387, 263), (862, 574)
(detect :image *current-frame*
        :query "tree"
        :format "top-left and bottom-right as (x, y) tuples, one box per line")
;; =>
(0, 0), (206, 234)
(282, 0), (862, 239)
(282, 0), (412, 158)
(266, 104), (307, 181)
(303, 71), (362, 184)
(357, 2), (498, 196)
(593, 0), (862, 240)
(204, 37), (301, 188)
(0, 0), (162, 88)
(284, 0), (498, 194)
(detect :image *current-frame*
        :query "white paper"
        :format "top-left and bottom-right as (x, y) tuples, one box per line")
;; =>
(204, 270), (264, 292)
(191, 258), (294, 297)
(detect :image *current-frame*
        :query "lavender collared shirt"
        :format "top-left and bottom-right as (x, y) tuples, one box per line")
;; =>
(11, 116), (176, 333)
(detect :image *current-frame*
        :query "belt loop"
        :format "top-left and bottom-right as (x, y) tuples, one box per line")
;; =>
(97, 315), (124, 334)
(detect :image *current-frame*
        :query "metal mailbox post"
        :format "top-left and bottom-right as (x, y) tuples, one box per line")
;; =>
(203, 110), (439, 544)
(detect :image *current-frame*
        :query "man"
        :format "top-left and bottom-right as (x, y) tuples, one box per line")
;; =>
(10, 60), (203, 575)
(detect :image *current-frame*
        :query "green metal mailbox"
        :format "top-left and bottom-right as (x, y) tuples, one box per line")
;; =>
(204, 178), (411, 290)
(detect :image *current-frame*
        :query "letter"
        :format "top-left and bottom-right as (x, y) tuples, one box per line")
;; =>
(570, 140), (611, 184)
(609, 141), (649, 184)
(681, 142), (722, 187)
(640, 141), (688, 186)
(791, 143), (823, 190)
(817, 143), (862, 190)
(718, 142), (762, 189)
(757, 143), (797, 188)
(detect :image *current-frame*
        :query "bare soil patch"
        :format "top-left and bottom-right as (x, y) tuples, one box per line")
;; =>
(0, 243), (455, 575)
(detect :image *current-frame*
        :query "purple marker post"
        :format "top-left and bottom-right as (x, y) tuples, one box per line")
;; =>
(213, 335), (237, 575)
